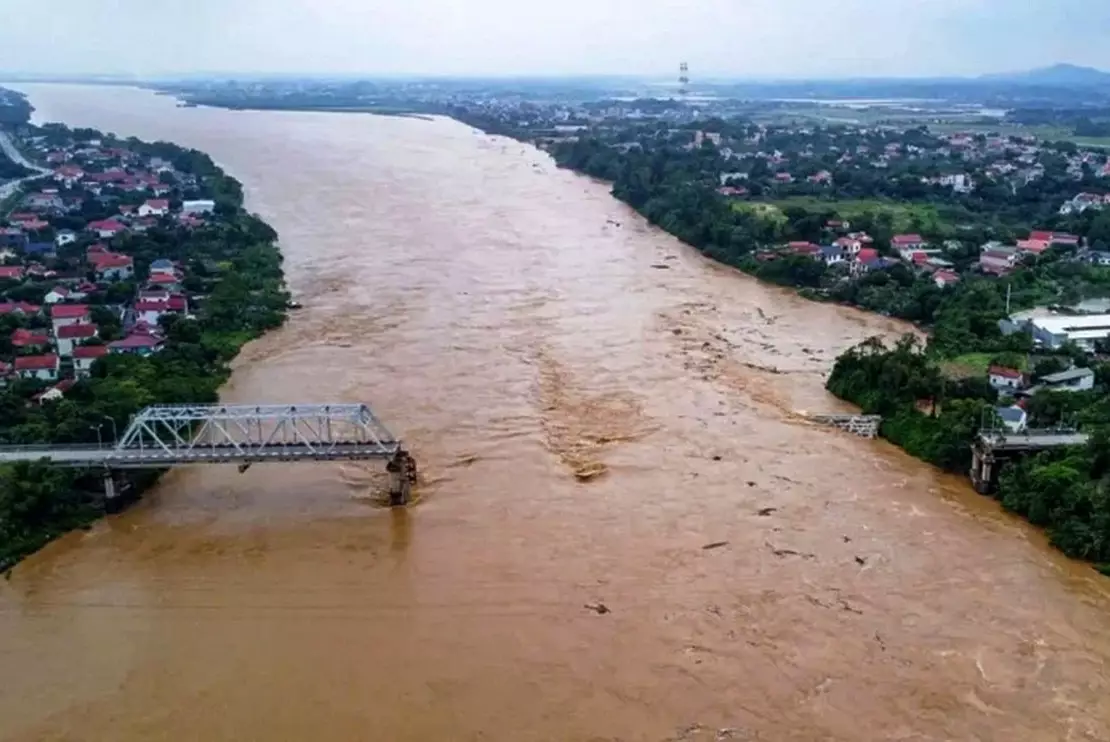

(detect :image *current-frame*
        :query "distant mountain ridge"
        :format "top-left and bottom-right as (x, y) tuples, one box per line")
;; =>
(982, 63), (1110, 86)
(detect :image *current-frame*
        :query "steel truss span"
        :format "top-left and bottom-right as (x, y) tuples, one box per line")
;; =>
(116, 403), (400, 460)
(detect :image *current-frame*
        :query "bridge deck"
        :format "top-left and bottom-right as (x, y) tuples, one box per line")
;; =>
(0, 442), (402, 468)
(977, 431), (1089, 452)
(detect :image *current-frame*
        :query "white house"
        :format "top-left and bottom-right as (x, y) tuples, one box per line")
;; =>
(55, 323), (98, 356)
(182, 199), (216, 215)
(988, 365), (1024, 391)
(44, 286), (72, 304)
(818, 245), (845, 265)
(92, 253), (135, 282)
(50, 303), (90, 333)
(55, 229), (78, 247)
(14, 354), (59, 381)
(72, 344), (109, 377)
(137, 199), (170, 217)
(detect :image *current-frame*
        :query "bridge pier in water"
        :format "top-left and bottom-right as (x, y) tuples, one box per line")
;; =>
(387, 450), (418, 506)
(969, 445), (998, 494)
(101, 471), (135, 514)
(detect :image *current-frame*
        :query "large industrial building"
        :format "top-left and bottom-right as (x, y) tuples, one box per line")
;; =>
(1029, 314), (1110, 351)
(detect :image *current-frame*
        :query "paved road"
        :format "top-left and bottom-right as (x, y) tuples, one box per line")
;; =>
(0, 129), (50, 201)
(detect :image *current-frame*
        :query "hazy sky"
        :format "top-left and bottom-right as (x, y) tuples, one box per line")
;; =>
(2, 0), (1108, 79)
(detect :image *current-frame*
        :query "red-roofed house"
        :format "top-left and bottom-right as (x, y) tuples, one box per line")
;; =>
(988, 365), (1024, 391)
(1016, 239), (1051, 255)
(13, 217), (49, 231)
(910, 251), (930, 266)
(88, 169), (129, 184)
(11, 328), (51, 349)
(87, 219), (127, 239)
(50, 303), (90, 332)
(110, 333), (165, 356)
(146, 271), (182, 290)
(138, 199), (170, 217)
(178, 215), (206, 229)
(34, 379), (77, 405)
(56, 322), (99, 356)
(135, 294), (187, 325)
(787, 241), (819, 255)
(0, 301), (40, 316)
(73, 344), (109, 377)
(0, 266), (23, 281)
(893, 234), (926, 260)
(91, 252), (135, 281)
(980, 247), (1020, 276)
(1050, 232), (1081, 247)
(933, 270), (961, 288)
(53, 165), (84, 185)
(14, 354), (59, 381)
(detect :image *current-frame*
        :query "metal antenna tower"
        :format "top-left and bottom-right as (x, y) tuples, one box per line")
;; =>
(678, 62), (690, 99)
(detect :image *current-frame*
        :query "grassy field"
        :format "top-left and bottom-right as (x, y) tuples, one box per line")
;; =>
(940, 352), (1029, 379)
(731, 201), (788, 226)
(735, 197), (949, 233)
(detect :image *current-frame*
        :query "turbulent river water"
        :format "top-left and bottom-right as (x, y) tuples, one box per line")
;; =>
(2, 85), (1110, 741)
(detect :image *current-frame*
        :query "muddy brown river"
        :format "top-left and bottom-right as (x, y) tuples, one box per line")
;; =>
(1, 85), (1109, 741)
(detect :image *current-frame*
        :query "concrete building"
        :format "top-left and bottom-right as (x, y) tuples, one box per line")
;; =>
(1039, 367), (1096, 392)
(1030, 314), (1110, 351)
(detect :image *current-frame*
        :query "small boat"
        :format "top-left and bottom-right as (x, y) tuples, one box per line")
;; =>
(286, 300), (303, 310)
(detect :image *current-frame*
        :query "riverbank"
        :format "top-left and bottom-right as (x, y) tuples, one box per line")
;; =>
(0, 119), (288, 571)
(7, 82), (1110, 742)
(451, 112), (1110, 571)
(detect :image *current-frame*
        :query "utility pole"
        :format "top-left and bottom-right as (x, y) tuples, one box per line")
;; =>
(1005, 283), (1012, 315)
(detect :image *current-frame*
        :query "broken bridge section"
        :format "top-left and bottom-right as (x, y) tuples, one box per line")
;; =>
(0, 403), (418, 506)
(808, 414), (882, 439)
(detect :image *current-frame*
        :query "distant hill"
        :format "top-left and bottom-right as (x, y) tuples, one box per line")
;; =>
(982, 63), (1110, 87)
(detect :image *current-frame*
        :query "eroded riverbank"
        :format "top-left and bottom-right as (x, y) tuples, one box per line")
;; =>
(1, 85), (1109, 742)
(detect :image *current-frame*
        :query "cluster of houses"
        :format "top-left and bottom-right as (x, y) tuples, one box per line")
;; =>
(0, 133), (217, 398)
(769, 228), (964, 288)
(763, 218), (1097, 290)
(987, 362), (1096, 433)
(704, 126), (1110, 202)
(1059, 192), (1110, 215)
(977, 231), (1082, 276)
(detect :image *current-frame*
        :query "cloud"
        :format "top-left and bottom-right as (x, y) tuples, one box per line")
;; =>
(0, 0), (1107, 78)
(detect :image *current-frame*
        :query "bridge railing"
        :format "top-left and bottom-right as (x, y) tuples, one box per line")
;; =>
(0, 443), (105, 453)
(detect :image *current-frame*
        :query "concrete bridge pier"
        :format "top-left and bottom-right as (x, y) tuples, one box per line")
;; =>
(386, 451), (418, 506)
(102, 472), (134, 514)
(969, 445), (997, 494)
